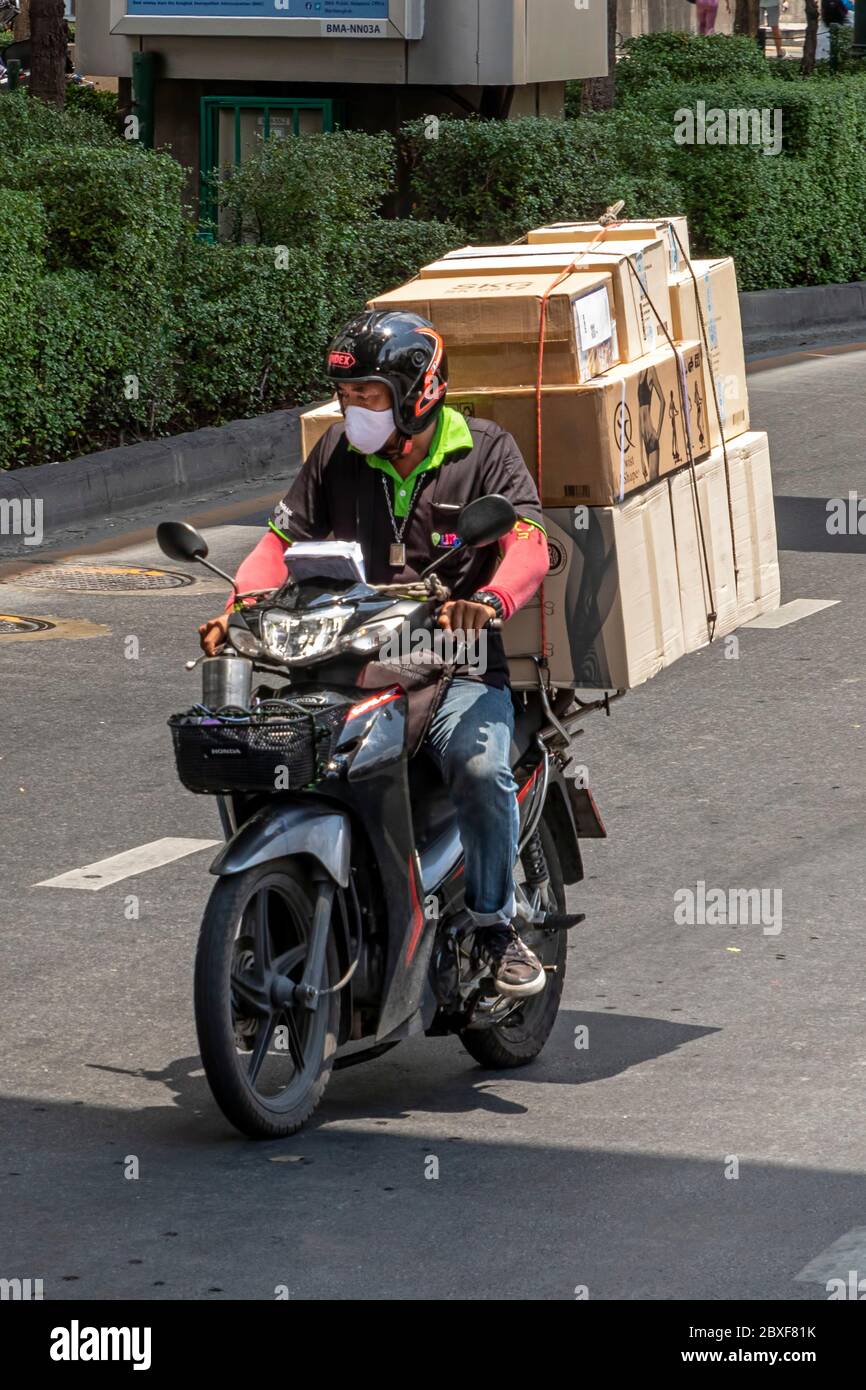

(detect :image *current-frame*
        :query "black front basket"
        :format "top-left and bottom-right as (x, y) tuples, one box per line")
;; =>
(168, 697), (352, 796)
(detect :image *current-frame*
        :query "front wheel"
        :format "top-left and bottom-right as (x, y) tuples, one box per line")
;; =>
(194, 859), (340, 1138)
(460, 816), (568, 1069)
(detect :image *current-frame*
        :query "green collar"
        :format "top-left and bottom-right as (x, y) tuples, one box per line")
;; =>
(353, 406), (473, 518)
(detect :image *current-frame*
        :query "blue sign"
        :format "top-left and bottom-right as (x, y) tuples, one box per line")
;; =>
(127, 2), (389, 16)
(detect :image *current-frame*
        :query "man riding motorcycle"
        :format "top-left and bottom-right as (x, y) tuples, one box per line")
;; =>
(200, 309), (550, 998)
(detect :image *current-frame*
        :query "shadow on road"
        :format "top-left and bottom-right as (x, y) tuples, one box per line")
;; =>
(82, 1010), (720, 1131)
(775, 495), (866, 554)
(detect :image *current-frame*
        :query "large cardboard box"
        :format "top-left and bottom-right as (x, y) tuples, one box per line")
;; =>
(421, 239), (670, 362)
(669, 257), (750, 447)
(727, 431), (781, 623)
(450, 341), (708, 508)
(504, 485), (685, 691)
(369, 270), (618, 389)
(300, 399), (342, 459)
(669, 453), (739, 649)
(527, 217), (691, 276)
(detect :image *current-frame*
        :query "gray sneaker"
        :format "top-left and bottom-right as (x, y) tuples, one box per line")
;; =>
(480, 925), (546, 998)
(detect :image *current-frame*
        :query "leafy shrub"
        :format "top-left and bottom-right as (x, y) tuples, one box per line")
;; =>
(633, 78), (866, 288)
(7, 145), (184, 275)
(65, 83), (122, 133)
(0, 90), (118, 177)
(172, 242), (336, 425)
(337, 217), (465, 298)
(616, 33), (769, 99)
(216, 130), (396, 245)
(27, 270), (126, 462)
(404, 114), (683, 244)
(0, 189), (45, 466)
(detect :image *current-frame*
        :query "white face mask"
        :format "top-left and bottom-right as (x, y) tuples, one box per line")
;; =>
(343, 405), (397, 456)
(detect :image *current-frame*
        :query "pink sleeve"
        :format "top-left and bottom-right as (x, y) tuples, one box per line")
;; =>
(222, 528), (289, 613)
(484, 521), (550, 621)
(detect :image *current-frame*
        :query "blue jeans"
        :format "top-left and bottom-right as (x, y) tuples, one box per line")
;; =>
(423, 678), (519, 928)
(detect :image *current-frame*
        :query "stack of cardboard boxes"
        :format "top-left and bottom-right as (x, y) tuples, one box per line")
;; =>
(300, 215), (780, 692)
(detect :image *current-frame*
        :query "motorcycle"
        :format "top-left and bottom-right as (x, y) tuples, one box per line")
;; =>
(157, 495), (609, 1138)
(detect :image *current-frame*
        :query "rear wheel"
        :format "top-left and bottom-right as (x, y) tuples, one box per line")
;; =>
(194, 859), (340, 1138)
(460, 816), (568, 1069)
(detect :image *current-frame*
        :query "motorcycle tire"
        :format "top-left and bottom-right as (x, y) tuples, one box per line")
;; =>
(195, 858), (340, 1139)
(460, 816), (568, 1069)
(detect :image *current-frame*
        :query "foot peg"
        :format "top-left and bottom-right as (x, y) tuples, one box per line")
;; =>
(542, 912), (586, 934)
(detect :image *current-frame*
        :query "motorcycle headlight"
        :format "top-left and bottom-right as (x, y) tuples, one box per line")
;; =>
(343, 615), (407, 655)
(261, 606), (351, 665)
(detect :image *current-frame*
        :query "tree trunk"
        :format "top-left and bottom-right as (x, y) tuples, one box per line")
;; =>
(581, 0), (617, 111)
(12, 0), (31, 40)
(29, 0), (66, 107)
(733, 0), (760, 36)
(801, 0), (819, 72)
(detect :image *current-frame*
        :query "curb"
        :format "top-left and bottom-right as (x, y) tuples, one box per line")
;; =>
(0, 408), (304, 558)
(740, 280), (866, 356)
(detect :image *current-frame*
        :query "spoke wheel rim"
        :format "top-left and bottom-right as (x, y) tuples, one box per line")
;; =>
(228, 874), (329, 1114)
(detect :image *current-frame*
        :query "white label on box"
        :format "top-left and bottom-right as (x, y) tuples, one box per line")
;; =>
(667, 227), (680, 273)
(574, 286), (612, 348)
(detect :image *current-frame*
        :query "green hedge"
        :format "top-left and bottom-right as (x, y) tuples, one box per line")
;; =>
(404, 113), (683, 244)
(615, 33), (769, 95)
(0, 190), (45, 464)
(216, 129), (396, 245)
(0, 90), (118, 173)
(630, 78), (866, 288)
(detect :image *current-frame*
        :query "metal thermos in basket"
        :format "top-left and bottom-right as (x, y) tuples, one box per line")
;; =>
(202, 656), (252, 711)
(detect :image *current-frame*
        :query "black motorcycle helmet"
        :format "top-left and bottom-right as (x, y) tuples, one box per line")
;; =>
(325, 309), (449, 438)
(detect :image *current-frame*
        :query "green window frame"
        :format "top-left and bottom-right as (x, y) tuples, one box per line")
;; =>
(199, 96), (336, 236)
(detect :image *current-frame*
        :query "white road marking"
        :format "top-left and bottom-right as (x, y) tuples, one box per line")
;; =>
(743, 598), (839, 630)
(35, 838), (221, 891)
(795, 1228), (866, 1284)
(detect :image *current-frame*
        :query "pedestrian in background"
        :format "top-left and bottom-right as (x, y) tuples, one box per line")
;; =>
(762, 0), (788, 56)
(694, 0), (730, 36)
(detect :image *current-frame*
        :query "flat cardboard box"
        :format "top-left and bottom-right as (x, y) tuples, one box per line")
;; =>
(450, 341), (708, 508)
(369, 270), (619, 389)
(300, 399), (342, 459)
(669, 257), (750, 447)
(421, 239), (670, 362)
(504, 486), (685, 691)
(669, 453), (739, 648)
(726, 431), (781, 623)
(527, 217), (691, 275)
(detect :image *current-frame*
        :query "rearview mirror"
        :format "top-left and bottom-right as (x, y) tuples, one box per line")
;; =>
(156, 521), (209, 564)
(456, 494), (517, 549)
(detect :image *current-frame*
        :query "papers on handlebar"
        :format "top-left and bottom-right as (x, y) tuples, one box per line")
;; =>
(282, 541), (366, 584)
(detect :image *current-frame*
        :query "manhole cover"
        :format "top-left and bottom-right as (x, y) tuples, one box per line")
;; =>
(5, 563), (195, 593)
(0, 614), (56, 634)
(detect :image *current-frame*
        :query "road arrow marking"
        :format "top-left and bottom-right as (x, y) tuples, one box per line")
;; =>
(35, 837), (220, 891)
(743, 598), (839, 630)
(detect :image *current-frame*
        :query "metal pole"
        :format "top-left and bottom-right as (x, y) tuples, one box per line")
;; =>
(853, 0), (866, 56)
(131, 50), (156, 149)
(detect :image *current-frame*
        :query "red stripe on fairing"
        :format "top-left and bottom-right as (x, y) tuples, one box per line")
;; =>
(517, 766), (540, 805)
(346, 688), (401, 722)
(405, 856), (426, 965)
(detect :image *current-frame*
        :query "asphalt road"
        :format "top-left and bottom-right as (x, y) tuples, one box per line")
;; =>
(2, 347), (865, 1302)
